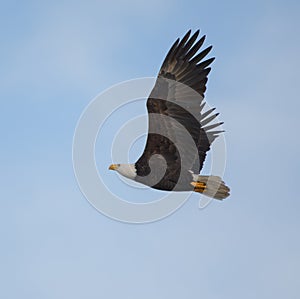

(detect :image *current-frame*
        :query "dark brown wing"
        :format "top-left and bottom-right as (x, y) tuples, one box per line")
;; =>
(135, 30), (223, 189)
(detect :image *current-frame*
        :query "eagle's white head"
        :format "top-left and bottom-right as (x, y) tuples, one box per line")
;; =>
(108, 163), (137, 180)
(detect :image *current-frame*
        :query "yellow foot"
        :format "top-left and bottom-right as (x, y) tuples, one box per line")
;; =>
(191, 181), (207, 192)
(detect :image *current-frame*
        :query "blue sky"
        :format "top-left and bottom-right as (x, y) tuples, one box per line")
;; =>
(1, 0), (300, 298)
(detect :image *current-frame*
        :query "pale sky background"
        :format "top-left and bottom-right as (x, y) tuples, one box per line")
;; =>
(1, 0), (300, 298)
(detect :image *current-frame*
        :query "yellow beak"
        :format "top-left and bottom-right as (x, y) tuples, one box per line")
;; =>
(109, 164), (118, 170)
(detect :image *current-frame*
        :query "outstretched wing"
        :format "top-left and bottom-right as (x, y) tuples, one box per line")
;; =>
(135, 30), (223, 184)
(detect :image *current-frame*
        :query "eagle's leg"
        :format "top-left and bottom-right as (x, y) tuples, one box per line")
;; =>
(191, 181), (206, 192)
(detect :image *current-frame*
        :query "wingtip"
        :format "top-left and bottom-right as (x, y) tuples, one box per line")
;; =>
(194, 29), (200, 36)
(182, 30), (191, 40)
(207, 45), (213, 51)
(191, 29), (200, 40)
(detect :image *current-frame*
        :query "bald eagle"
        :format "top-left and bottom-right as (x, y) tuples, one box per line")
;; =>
(109, 30), (230, 200)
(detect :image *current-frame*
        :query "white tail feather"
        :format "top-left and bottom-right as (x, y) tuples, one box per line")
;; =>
(191, 175), (230, 200)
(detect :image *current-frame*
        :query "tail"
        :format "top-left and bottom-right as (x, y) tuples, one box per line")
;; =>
(191, 175), (230, 200)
